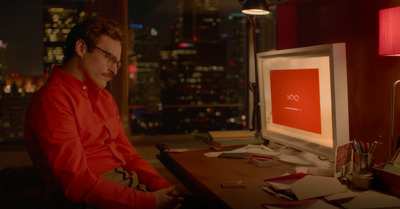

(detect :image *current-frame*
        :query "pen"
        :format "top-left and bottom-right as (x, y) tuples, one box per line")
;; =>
(356, 140), (363, 153)
(360, 141), (366, 153)
(353, 140), (361, 153)
(369, 141), (378, 153)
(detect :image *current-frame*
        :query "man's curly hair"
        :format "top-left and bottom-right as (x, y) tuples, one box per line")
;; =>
(63, 17), (124, 63)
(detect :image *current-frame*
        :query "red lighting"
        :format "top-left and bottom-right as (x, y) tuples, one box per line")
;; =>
(193, 36), (198, 41)
(178, 43), (185, 48)
(11, 73), (15, 77)
(379, 6), (400, 56)
(239, 78), (243, 83)
(45, 73), (49, 77)
(178, 43), (194, 48)
(128, 65), (138, 74)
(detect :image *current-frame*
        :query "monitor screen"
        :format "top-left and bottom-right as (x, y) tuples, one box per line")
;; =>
(257, 43), (349, 161)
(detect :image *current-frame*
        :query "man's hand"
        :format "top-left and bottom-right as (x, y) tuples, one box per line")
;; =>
(154, 185), (184, 209)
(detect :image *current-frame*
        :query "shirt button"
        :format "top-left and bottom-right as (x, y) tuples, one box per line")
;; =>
(83, 86), (87, 90)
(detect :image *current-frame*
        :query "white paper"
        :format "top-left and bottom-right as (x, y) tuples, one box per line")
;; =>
(264, 199), (340, 209)
(290, 175), (347, 200)
(266, 179), (298, 190)
(204, 144), (280, 157)
(324, 190), (361, 201)
(341, 191), (400, 209)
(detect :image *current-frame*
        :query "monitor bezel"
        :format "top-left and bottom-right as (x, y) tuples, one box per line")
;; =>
(257, 43), (349, 161)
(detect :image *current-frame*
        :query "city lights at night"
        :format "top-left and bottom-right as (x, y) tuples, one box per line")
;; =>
(0, 0), (275, 142)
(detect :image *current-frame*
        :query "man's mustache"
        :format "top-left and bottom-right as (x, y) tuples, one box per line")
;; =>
(102, 72), (114, 81)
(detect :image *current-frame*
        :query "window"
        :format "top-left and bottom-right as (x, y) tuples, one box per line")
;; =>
(0, 0), (276, 142)
(127, 0), (276, 135)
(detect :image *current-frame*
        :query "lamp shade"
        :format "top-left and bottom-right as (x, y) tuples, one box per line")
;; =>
(242, 0), (270, 15)
(379, 6), (400, 56)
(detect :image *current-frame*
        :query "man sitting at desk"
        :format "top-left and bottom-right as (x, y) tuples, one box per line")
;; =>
(25, 17), (182, 209)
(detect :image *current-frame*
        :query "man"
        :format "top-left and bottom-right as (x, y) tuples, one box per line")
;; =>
(25, 17), (182, 209)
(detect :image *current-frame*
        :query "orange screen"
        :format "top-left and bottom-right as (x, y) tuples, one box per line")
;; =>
(270, 69), (322, 134)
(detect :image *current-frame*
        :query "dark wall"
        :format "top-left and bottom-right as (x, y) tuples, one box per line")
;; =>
(276, 0), (400, 163)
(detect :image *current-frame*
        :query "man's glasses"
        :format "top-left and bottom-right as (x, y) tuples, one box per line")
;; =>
(93, 45), (122, 70)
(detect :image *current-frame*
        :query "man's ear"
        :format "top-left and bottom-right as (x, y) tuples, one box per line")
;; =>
(75, 39), (87, 58)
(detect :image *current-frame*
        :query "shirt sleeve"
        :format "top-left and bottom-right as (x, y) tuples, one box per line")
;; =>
(116, 126), (172, 191)
(107, 96), (172, 191)
(25, 89), (157, 209)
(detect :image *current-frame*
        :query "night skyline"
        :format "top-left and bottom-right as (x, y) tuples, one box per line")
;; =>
(0, 0), (43, 76)
(0, 0), (252, 139)
(0, 0), (242, 76)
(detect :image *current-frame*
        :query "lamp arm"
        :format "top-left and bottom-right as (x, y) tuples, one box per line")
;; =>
(390, 80), (400, 162)
(248, 15), (261, 137)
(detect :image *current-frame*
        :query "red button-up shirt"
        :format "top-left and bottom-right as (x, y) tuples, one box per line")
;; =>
(25, 66), (171, 209)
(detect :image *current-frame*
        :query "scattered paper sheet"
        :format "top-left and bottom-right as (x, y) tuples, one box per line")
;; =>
(324, 190), (361, 202)
(341, 190), (400, 209)
(266, 179), (298, 190)
(290, 175), (348, 200)
(264, 173), (308, 182)
(204, 144), (280, 157)
(263, 199), (340, 209)
(264, 173), (307, 190)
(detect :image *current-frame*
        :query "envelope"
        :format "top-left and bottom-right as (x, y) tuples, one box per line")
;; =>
(264, 173), (308, 190)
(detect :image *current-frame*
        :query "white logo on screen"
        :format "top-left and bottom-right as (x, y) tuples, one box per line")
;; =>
(285, 94), (302, 111)
(286, 94), (300, 101)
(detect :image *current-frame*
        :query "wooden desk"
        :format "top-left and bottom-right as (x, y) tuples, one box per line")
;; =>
(157, 150), (296, 209)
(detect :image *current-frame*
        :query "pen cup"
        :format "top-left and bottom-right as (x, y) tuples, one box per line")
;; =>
(352, 171), (374, 190)
(353, 152), (373, 173)
(352, 152), (374, 190)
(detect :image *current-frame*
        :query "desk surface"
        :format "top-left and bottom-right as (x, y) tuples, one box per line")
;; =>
(157, 150), (297, 209)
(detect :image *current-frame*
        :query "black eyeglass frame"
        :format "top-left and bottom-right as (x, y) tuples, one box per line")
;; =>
(93, 45), (122, 70)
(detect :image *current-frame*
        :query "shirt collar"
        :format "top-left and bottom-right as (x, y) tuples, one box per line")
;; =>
(50, 66), (102, 101)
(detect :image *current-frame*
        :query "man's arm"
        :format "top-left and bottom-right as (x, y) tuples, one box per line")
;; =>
(113, 114), (172, 191)
(25, 91), (157, 209)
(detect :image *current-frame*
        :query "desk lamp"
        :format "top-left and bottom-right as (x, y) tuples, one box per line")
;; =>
(379, 6), (400, 168)
(242, 0), (270, 15)
(241, 0), (270, 137)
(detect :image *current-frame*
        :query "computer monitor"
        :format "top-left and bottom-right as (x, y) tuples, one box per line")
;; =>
(257, 43), (349, 161)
